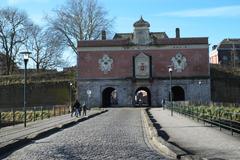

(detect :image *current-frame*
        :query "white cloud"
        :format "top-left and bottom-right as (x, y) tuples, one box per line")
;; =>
(157, 5), (240, 17)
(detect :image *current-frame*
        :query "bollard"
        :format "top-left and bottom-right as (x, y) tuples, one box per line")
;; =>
(219, 110), (221, 131)
(33, 107), (36, 121)
(197, 107), (199, 122)
(184, 106), (186, 115)
(210, 110), (212, 127)
(230, 113), (233, 135)
(12, 108), (15, 126)
(41, 106), (43, 120)
(188, 106), (190, 117)
(53, 106), (56, 117)
(192, 107), (194, 120)
(203, 109), (205, 125)
(48, 107), (50, 118)
(0, 112), (1, 128)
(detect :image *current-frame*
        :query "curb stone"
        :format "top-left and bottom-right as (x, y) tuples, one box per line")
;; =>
(143, 108), (209, 160)
(142, 108), (188, 159)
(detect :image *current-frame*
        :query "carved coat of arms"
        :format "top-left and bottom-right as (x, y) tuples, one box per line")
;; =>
(98, 54), (113, 74)
(171, 53), (187, 72)
(134, 53), (150, 79)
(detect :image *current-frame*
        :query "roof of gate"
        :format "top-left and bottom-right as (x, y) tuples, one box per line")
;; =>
(78, 37), (208, 48)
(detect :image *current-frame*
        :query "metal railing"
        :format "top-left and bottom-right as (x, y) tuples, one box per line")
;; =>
(165, 103), (240, 135)
(0, 105), (70, 128)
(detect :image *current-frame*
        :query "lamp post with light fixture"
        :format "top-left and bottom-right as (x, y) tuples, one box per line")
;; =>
(168, 65), (173, 116)
(198, 81), (202, 105)
(69, 82), (73, 108)
(20, 51), (31, 127)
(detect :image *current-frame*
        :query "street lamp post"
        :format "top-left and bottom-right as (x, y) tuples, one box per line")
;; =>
(168, 65), (173, 116)
(69, 82), (73, 109)
(198, 81), (202, 105)
(20, 51), (31, 127)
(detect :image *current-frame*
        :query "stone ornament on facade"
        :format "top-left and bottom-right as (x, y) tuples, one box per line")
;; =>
(134, 52), (150, 78)
(98, 54), (113, 74)
(171, 53), (187, 72)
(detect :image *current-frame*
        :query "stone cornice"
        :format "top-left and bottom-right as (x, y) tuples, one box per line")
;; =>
(77, 76), (210, 81)
(77, 44), (209, 52)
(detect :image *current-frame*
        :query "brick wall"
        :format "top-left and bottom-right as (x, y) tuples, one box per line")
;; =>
(78, 48), (209, 79)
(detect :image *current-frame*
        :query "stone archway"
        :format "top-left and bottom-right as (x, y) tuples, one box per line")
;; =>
(172, 86), (185, 101)
(102, 87), (118, 107)
(135, 87), (151, 106)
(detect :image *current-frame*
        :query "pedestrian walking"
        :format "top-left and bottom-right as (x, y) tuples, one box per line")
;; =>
(78, 104), (82, 116)
(82, 102), (87, 116)
(73, 100), (81, 117)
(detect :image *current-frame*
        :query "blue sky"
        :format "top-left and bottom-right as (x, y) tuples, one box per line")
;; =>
(1, 0), (240, 66)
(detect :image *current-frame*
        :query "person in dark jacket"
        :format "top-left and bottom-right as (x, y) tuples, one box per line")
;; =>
(73, 100), (81, 117)
(82, 102), (87, 116)
(78, 104), (82, 116)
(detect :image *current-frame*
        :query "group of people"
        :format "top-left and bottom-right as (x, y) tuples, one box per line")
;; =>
(71, 100), (88, 117)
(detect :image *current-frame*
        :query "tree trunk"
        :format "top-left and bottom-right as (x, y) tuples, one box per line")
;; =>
(5, 54), (11, 75)
(36, 63), (40, 72)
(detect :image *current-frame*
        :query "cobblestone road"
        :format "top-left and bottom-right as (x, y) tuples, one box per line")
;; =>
(3, 108), (166, 160)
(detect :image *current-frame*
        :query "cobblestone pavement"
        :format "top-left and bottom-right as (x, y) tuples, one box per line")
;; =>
(3, 108), (166, 160)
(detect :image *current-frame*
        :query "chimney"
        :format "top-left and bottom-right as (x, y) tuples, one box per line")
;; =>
(176, 28), (180, 38)
(101, 30), (106, 40)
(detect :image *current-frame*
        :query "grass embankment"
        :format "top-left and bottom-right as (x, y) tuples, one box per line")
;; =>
(177, 105), (240, 122)
(0, 107), (70, 127)
(0, 107), (103, 127)
(0, 70), (76, 85)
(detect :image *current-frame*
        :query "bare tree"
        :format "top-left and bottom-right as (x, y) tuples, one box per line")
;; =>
(0, 7), (32, 75)
(46, 0), (113, 54)
(26, 24), (66, 71)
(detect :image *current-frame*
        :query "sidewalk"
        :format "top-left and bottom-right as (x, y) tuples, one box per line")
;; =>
(0, 109), (107, 155)
(150, 108), (240, 160)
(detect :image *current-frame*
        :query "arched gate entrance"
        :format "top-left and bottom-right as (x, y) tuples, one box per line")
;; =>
(102, 87), (118, 107)
(172, 86), (185, 101)
(135, 87), (151, 106)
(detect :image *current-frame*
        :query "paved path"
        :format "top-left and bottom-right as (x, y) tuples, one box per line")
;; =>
(0, 109), (102, 147)
(3, 108), (166, 160)
(150, 108), (240, 160)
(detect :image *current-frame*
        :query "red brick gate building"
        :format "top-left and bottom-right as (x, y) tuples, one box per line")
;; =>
(77, 17), (210, 107)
